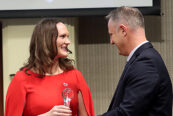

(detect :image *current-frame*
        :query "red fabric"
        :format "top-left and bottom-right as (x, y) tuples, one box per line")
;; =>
(5, 69), (95, 116)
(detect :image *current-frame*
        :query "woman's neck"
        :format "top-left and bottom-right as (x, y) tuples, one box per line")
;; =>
(45, 61), (63, 75)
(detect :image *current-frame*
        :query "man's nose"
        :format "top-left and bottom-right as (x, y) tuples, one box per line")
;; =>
(110, 38), (113, 44)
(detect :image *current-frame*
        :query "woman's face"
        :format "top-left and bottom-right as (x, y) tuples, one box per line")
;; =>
(56, 22), (70, 58)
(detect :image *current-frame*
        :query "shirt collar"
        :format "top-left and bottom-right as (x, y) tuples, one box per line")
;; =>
(127, 41), (149, 62)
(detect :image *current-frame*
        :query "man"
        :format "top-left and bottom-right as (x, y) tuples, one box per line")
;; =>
(101, 6), (172, 116)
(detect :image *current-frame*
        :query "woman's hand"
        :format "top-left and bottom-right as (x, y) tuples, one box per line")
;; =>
(38, 105), (72, 116)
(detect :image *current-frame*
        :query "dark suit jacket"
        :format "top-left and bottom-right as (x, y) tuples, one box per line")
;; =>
(102, 42), (172, 116)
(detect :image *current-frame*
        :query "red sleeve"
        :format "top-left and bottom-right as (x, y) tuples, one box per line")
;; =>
(74, 70), (95, 116)
(5, 71), (27, 116)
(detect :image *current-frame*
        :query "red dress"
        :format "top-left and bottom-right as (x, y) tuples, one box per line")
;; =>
(5, 69), (95, 116)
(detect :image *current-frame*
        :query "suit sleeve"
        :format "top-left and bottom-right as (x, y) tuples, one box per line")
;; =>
(5, 72), (27, 116)
(102, 60), (160, 116)
(75, 70), (95, 116)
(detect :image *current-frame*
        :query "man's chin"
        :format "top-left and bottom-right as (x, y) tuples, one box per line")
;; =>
(119, 52), (127, 56)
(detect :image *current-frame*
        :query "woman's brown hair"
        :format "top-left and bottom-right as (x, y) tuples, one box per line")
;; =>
(21, 18), (74, 77)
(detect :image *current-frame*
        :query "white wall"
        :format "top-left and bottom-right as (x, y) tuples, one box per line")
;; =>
(2, 18), (78, 108)
(2, 19), (36, 107)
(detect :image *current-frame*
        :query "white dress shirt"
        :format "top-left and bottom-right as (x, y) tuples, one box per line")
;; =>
(127, 41), (149, 62)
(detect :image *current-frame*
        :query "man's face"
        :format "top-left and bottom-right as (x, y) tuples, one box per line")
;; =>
(108, 19), (126, 56)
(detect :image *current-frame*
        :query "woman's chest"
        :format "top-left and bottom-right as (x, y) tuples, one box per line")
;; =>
(23, 76), (79, 116)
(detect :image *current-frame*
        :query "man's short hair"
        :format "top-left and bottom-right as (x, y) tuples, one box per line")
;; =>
(106, 6), (145, 29)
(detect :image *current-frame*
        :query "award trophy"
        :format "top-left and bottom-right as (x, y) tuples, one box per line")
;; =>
(62, 88), (74, 107)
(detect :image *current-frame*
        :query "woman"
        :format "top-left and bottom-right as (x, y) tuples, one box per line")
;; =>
(5, 18), (95, 116)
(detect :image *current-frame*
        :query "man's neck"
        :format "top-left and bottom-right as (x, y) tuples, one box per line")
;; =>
(127, 40), (148, 62)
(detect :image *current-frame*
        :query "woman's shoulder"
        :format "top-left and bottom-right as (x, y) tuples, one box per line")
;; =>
(66, 69), (85, 82)
(13, 69), (32, 82)
(66, 69), (82, 75)
(16, 68), (30, 75)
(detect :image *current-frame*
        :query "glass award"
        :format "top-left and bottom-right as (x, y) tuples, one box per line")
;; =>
(62, 88), (74, 107)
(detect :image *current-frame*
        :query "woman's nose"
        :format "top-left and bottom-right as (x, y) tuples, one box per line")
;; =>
(65, 38), (70, 45)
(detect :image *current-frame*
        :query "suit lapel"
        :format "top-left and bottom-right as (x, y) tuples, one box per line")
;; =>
(128, 42), (153, 66)
(119, 42), (153, 80)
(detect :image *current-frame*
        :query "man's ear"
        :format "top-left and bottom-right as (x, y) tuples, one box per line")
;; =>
(119, 24), (127, 37)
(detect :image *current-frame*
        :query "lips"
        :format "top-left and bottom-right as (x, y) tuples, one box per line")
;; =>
(61, 46), (68, 51)
(57, 45), (69, 58)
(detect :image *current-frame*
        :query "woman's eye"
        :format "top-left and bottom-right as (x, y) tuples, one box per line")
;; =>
(60, 34), (69, 39)
(60, 34), (68, 39)
(60, 35), (65, 38)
